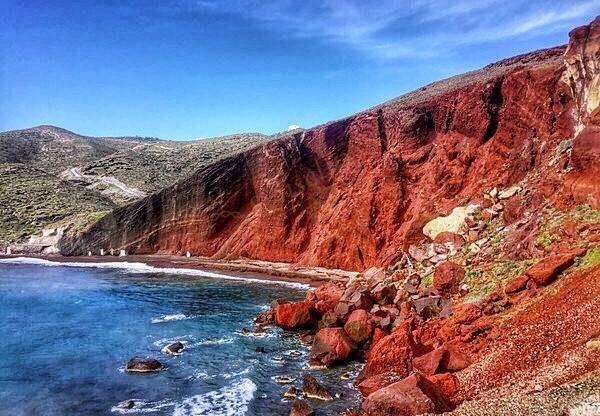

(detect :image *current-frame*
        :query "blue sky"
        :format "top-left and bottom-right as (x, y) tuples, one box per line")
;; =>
(1, 0), (598, 139)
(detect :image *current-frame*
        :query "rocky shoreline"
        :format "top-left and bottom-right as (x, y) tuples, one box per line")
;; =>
(251, 185), (600, 415)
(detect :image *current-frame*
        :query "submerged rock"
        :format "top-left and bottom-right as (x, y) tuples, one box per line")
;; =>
(125, 357), (164, 373)
(116, 399), (135, 409)
(275, 375), (297, 384)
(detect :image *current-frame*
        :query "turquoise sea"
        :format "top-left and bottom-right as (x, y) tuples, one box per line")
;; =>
(0, 258), (361, 415)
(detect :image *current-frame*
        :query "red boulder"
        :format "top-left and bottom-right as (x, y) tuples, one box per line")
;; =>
(504, 274), (530, 294)
(309, 327), (356, 366)
(433, 262), (465, 293)
(427, 373), (459, 406)
(412, 347), (445, 375)
(357, 371), (406, 397)
(440, 342), (472, 371)
(344, 309), (373, 344)
(275, 301), (314, 330)
(452, 302), (482, 325)
(362, 322), (416, 379)
(361, 374), (435, 416)
(525, 248), (587, 286)
(313, 283), (343, 314)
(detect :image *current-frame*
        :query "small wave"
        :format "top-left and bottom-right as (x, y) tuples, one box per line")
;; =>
(151, 314), (193, 324)
(111, 399), (175, 414)
(189, 336), (234, 347)
(152, 337), (192, 348)
(172, 378), (256, 416)
(0, 257), (309, 289)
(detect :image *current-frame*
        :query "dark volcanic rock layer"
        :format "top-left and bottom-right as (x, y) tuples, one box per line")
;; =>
(60, 17), (600, 272)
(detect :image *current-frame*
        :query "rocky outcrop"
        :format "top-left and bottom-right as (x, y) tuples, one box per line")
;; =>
(125, 357), (164, 373)
(564, 17), (600, 209)
(564, 16), (600, 127)
(59, 24), (598, 271)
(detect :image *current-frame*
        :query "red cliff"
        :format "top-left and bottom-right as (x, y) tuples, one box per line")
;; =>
(60, 17), (600, 272)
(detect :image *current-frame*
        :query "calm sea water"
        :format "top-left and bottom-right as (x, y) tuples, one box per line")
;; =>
(0, 259), (361, 416)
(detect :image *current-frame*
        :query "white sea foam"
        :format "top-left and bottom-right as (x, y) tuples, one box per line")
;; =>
(151, 314), (193, 324)
(172, 378), (256, 416)
(111, 398), (175, 414)
(152, 337), (192, 348)
(189, 336), (234, 347)
(0, 257), (309, 289)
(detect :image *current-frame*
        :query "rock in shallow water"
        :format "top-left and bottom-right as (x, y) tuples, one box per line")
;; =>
(125, 357), (164, 373)
(116, 399), (135, 409)
(303, 375), (334, 401)
(290, 399), (315, 416)
(162, 341), (184, 355)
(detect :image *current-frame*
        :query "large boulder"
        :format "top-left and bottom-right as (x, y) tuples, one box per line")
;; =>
(313, 283), (344, 314)
(433, 262), (465, 293)
(525, 248), (587, 286)
(427, 373), (459, 406)
(310, 327), (356, 366)
(412, 347), (445, 376)
(361, 322), (416, 379)
(344, 309), (373, 344)
(361, 374), (435, 416)
(357, 371), (406, 397)
(275, 301), (314, 330)
(440, 342), (472, 371)
(362, 373), (456, 416)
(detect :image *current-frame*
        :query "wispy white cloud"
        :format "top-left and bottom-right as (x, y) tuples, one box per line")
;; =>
(187, 0), (599, 59)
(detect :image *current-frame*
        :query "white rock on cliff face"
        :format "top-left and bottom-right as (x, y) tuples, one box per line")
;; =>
(422, 205), (479, 240)
(564, 16), (600, 131)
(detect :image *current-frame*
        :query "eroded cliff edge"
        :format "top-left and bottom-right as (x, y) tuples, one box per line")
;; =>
(60, 17), (600, 272)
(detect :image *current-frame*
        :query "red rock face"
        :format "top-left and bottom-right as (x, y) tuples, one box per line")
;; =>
(60, 19), (599, 273)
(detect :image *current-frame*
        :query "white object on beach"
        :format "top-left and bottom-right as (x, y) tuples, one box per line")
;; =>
(119, 249), (127, 257)
(6, 247), (11, 255)
(87, 251), (92, 256)
(186, 251), (191, 258)
(110, 249), (114, 256)
(100, 249), (104, 256)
